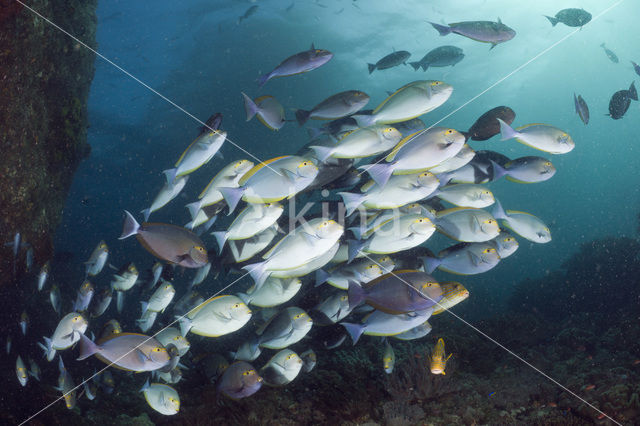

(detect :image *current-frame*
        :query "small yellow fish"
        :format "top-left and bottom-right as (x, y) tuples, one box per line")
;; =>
(430, 338), (452, 375)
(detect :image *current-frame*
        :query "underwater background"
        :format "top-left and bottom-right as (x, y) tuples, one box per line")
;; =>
(1, 0), (639, 425)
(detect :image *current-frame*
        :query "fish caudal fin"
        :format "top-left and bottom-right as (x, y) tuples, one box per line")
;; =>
(257, 73), (270, 88)
(544, 15), (558, 26)
(496, 118), (518, 141)
(358, 163), (394, 189)
(77, 333), (99, 361)
(211, 231), (228, 255)
(116, 291), (125, 314)
(409, 62), (421, 71)
(429, 21), (452, 36)
(163, 168), (178, 187)
(295, 109), (312, 126)
(347, 239), (366, 263)
(490, 160), (507, 181)
(242, 92), (259, 121)
(140, 379), (150, 393)
(219, 187), (245, 216)
(140, 301), (149, 316)
(341, 322), (365, 345)
(338, 191), (366, 217)
(491, 199), (508, 220)
(314, 268), (329, 287)
(422, 255), (441, 274)
(629, 81), (638, 101)
(352, 114), (376, 127)
(242, 261), (269, 293)
(309, 145), (334, 163)
(347, 281), (366, 311)
(178, 317), (192, 337)
(140, 208), (152, 222)
(119, 210), (140, 240)
(367, 63), (376, 74)
(185, 201), (202, 221)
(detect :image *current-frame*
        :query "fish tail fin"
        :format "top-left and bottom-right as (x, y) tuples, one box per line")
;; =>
(236, 292), (251, 305)
(163, 168), (178, 187)
(140, 208), (151, 222)
(544, 15), (558, 26)
(352, 114), (376, 127)
(219, 187), (245, 215)
(429, 21), (452, 36)
(341, 322), (365, 345)
(242, 92), (259, 121)
(119, 210), (140, 240)
(140, 378), (150, 393)
(348, 225), (366, 241)
(347, 281), (365, 311)
(490, 160), (507, 181)
(367, 63), (376, 74)
(496, 118), (518, 141)
(422, 63), (429, 71)
(243, 261), (269, 292)
(178, 316), (192, 337)
(307, 127), (324, 139)
(629, 81), (637, 101)
(409, 61), (421, 71)
(436, 172), (452, 187)
(212, 231), (228, 255)
(38, 337), (54, 360)
(460, 130), (471, 141)
(600, 42), (605, 48)
(140, 301), (149, 316)
(338, 191), (366, 217)
(491, 199), (508, 220)
(257, 73), (270, 88)
(347, 239), (366, 263)
(77, 333), (99, 361)
(314, 268), (329, 287)
(185, 201), (202, 221)
(358, 162), (394, 189)
(309, 145), (334, 163)
(295, 109), (312, 126)
(116, 291), (125, 314)
(421, 255), (441, 274)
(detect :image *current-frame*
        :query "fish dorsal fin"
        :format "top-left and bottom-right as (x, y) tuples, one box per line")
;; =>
(254, 95), (274, 105)
(239, 156), (290, 185)
(188, 295), (230, 317)
(385, 130), (422, 161)
(436, 206), (474, 218)
(515, 123), (547, 131)
(310, 43), (315, 50)
(505, 209), (533, 217)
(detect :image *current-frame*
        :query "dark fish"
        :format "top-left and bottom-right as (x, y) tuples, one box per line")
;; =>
(573, 93), (589, 125)
(429, 19), (516, 49)
(544, 8), (591, 27)
(600, 43), (619, 63)
(439, 150), (511, 185)
(631, 61), (640, 77)
(348, 270), (443, 314)
(368, 51), (411, 74)
(462, 106), (515, 141)
(409, 45), (464, 71)
(198, 113), (223, 135)
(608, 82), (637, 120)
(237, 5), (258, 25)
(217, 361), (262, 399)
(258, 44), (333, 87)
(119, 211), (208, 268)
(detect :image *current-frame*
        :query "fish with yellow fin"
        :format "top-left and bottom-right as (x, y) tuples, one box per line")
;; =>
(430, 338), (452, 375)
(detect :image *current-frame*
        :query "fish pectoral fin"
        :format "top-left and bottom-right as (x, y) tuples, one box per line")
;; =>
(136, 348), (152, 363)
(280, 168), (299, 183)
(213, 311), (233, 322)
(301, 231), (320, 245)
(469, 251), (482, 266)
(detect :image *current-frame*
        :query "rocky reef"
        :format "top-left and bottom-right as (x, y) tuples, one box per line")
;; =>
(0, 1), (96, 291)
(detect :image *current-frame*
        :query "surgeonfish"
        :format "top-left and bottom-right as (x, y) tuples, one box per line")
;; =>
(142, 281), (175, 314)
(313, 292), (352, 325)
(309, 124), (402, 162)
(428, 144), (475, 174)
(119, 211), (208, 268)
(353, 80), (453, 127)
(237, 4), (258, 25)
(461, 106), (515, 141)
(242, 93), (286, 131)
(258, 44), (333, 87)
(259, 349), (303, 386)
(212, 202), (283, 253)
(228, 224), (279, 263)
(435, 207), (500, 243)
(37, 261), (50, 291)
(491, 156), (556, 184)
(28, 358), (41, 381)
(163, 130), (226, 185)
(491, 200), (551, 243)
(19, 311), (28, 336)
(430, 338), (452, 375)
(347, 270), (443, 315)
(409, 45), (464, 71)
(50, 284), (62, 315)
(300, 349), (317, 372)
(255, 306), (313, 349)
(173, 290), (204, 317)
(57, 357), (77, 409)
(269, 242), (340, 279)
(232, 340), (262, 362)
(423, 242), (501, 275)
(141, 380), (180, 415)
(141, 176), (189, 222)
(429, 19), (516, 48)
(217, 361), (263, 399)
(393, 320), (432, 341)
(111, 263), (139, 313)
(16, 355), (28, 386)
(190, 262), (211, 288)
(100, 319), (122, 340)
(431, 282), (470, 315)
(574, 93), (589, 125)
(489, 232), (519, 259)
(382, 340), (395, 374)
(320, 255), (395, 290)
(342, 307), (434, 345)
(91, 288), (113, 318)
(608, 82), (637, 120)
(545, 8), (591, 27)
(367, 50), (411, 73)
(433, 184), (494, 208)
(185, 159), (254, 221)
(360, 127), (465, 188)
(295, 90), (369, 125)
(78, 332), (170, 372)
(85, 240), (109, 277)
(73, 280), (94, 312)
(497, 119), (575, 154)
(239, 277), (302, 308)
(156, 327), (190, 357)
(179, 295), (252, 337)
(600, 43), (619, 63)
(219, 155), (319, 215)
(138, 314), (156, 335)
(40, 312), (89, 361)
(146, 262), (164, 291)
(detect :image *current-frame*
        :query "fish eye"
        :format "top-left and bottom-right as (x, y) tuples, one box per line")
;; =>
(340, 295), (348, 301)
(446, 129), (453, 134)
